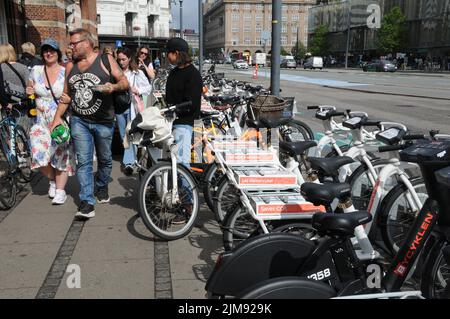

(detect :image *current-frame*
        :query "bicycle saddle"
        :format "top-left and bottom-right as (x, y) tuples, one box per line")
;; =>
(213, 104), (233, 111)
(219, 95), (241, 105)
(259, 117), (292, 129)
(301, 182), (351, 206)
(279, 141), (317, 157)
(312, 211), (372, 237)
(308, 156), (354, 177)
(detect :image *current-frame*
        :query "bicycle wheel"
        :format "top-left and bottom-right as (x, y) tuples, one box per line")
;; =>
(15, 125), (34, 183)
(138, 162), (199, 240)
(378, 178), (428, 255)
(202, 164), (225, 212)
(346, 159), (390, 210)
(0, 140), (17, 210)
(421, 239), (450, 299)
(279, 119), (314, 143)
(222, 205), (261, 251)
(213, 176), (241, 224)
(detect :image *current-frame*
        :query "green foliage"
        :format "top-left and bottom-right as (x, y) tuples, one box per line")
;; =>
(281, 46), (290, 56)
(377, 6), (407, 55)
(308, 24), (329, 56)
(291, 41), (306, 60)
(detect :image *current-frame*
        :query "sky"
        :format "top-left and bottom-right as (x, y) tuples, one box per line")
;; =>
(170, 0), (200, 32)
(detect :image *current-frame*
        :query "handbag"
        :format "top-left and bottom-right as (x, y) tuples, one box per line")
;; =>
(2, 62), (29, 102)
(100, 54), (131, 114)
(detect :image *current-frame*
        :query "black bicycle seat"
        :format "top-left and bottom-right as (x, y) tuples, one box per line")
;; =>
(312, 211), (372, 237)
(301, 182), (351, 206)
(259, 117), (291, 129)
(219, 95), (241, 105)
(308, 156), (354, 177)
(279, 141), (317, 157)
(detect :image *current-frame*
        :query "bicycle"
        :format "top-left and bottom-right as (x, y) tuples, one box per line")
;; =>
(0, 103), (34, 209)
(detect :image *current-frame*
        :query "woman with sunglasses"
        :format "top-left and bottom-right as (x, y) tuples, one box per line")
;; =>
(136, 46), (155, 83)
(116, 47), (152, 175)
(26, 38), (75, 205)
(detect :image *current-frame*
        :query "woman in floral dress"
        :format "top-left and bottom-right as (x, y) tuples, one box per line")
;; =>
(26, 38), (75, 205)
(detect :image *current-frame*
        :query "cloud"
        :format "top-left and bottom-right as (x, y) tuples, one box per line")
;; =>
(171, 0), (200, 32)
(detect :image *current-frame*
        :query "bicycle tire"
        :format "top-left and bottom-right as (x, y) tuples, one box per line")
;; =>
(222, 205), (261, 251)
(138, 162), (199, 240)
(213, 175), (241, 224)
(281, 119), (315, 142)
(0, 141), (17, 210)
(346, 159), (391, 210)
(378, 178), (428, 256)
(15, 125), (34, 183)
(202, 164), (224, 213)
(421, 238), (450, 299)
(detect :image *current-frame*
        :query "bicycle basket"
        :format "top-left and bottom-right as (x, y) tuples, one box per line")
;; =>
(249, 95), (286, 120)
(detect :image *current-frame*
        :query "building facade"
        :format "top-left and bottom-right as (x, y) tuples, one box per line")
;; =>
(1, 0), (97, 54)
(97, 0), (171, 58)
(308, 0), (450, 66)
(203, 0), (317, 60)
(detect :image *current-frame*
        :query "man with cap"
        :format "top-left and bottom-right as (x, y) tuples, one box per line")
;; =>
(165, 37), (203, 224)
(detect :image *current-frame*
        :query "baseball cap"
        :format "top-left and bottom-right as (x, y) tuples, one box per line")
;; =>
(41, 38), (60, 51)
(166, 37), (189, 53)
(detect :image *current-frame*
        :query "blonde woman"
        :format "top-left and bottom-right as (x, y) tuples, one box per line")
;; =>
(26, 38), (75, 205)
(0, 44), (30, 107)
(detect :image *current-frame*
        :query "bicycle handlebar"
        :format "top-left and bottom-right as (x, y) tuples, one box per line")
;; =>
(403, 134), (426, 141)
(378, 144), (410, 153)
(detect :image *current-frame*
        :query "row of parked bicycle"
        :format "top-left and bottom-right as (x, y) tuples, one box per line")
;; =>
(126, 69), (450, 299)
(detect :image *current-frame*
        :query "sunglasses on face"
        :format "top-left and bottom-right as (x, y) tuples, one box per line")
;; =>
(139, 51), (149, 56)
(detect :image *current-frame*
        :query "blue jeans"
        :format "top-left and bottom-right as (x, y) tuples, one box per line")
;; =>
(173, 124), (193, 203)
(116, 109), (136, 166)
(70, 116), (115, 206)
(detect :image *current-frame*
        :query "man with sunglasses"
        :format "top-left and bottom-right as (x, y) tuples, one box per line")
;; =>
(51, 28), (129, 220)
(137, 46), (155, 83)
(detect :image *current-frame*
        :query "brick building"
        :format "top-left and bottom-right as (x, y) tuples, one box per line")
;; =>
(0, 0), (97, 56)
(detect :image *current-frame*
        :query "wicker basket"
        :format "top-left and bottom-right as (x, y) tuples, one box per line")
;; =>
(249, 95), (286, 120)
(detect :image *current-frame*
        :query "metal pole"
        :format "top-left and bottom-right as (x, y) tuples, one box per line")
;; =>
(345, 0), (351, 69)
(271, 0), (281, 97)
(199, 0), (203, 73)
(180, 0), (183, 39)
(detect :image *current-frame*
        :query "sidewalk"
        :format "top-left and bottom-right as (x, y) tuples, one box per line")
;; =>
(0, 158), (222, 299)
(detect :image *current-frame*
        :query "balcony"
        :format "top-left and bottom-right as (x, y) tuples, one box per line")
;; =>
(147, 3), (161, 15)
(98, 23), (169, 38)
(126, 0), (139, 13)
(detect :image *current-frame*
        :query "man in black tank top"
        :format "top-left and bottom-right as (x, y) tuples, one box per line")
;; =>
(51, 28), (129, 219)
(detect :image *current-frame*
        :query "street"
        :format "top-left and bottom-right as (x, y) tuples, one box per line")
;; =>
(0, 66), (449, 299)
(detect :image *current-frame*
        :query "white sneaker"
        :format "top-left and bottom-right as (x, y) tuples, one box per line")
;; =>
(52, 189), (67, 205)
(48, 181), (56, 198)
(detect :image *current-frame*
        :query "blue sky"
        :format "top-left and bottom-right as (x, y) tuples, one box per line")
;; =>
(170, 0), (199, 32)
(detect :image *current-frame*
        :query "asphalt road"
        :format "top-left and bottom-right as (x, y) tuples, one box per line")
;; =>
(214, 65), (450, 134)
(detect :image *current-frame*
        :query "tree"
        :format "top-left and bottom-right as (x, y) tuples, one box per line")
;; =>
(281, 47), (290, 56)
(308, 24), (329, 56)
(291, 41), (307, 60)
(377, 6), (407, 55)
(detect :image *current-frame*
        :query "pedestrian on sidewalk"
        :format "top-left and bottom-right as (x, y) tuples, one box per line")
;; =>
(26, 38), (75, 205)
(116, 47), (152, 175)
(51, 28), (129, 220)
(165, 37), (203, 223)
(17, 42), (43, 71)
(0, 44), (30, 108)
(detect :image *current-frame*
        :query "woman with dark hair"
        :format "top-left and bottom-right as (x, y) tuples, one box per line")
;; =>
(164, 37), (203, 223)
(136, 45), (155, 82)
(26, 38), (75, 205)
(116, 47), (152, 175)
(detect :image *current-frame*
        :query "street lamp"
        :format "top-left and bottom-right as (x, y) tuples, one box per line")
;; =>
(179, 0), (183, 39)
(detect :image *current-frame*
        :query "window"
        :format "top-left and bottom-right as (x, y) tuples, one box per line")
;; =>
(256, 14), (262, 20)
(291, 39), (297, 45)
(292, 15), (299, 21)
(244, 25), (251, 33)
(232, 13), (239, 21)
(282, 15), (287, 22)
(256, 25), (262, 33)
(244, 4), (251, 10)
(97, 14), (101, 24)
(292, 26), (298, 33)
(244, 14), (251, 20)
(244, 37), (251, 45)
(282, 25), (287, 33)
(282, 36), (287, 45)
(232, 37), (239, 45)
(232, 26), (239, 33)
(256, 4), (263, 11)
(231, 3), (239, 10)
(255, 37), (261, 45)
(292, 5), (300, 11)
(282, 5), (287, 11)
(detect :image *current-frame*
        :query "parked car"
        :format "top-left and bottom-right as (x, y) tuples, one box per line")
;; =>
(363, 60), (397, 72)
(233, 59), (249, 69)
(203, 59), (212, 64)
(304, 56), (323, 70)
(280, 57), (297, 69)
